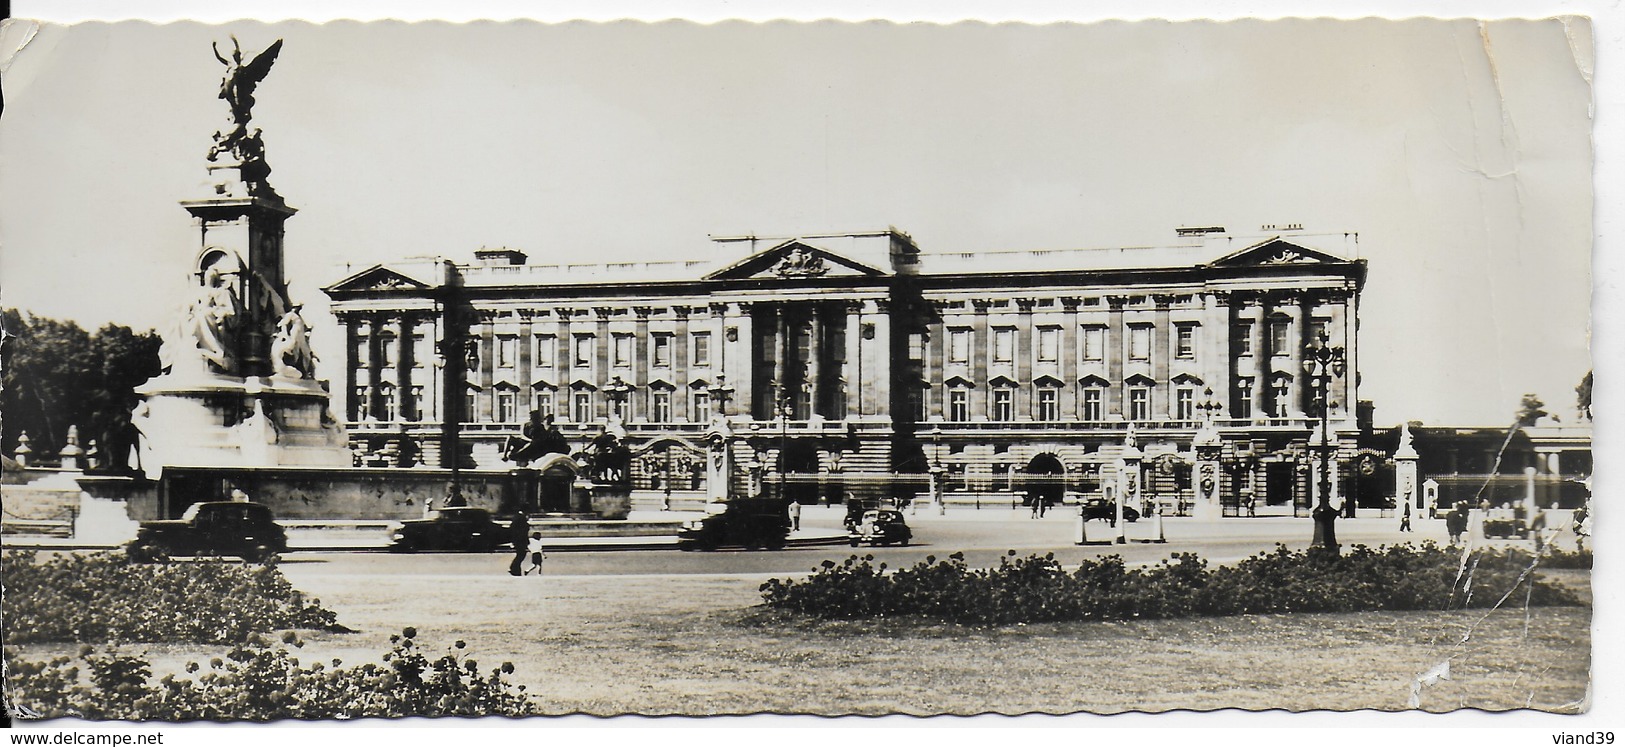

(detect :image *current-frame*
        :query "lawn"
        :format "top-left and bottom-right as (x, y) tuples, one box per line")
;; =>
(8, 561), (1590, 717)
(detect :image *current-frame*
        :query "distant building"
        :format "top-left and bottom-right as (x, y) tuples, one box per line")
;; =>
(324, 226), (1369, 514)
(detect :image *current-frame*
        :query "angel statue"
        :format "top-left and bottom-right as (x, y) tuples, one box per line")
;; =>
(208, 37), (283, 164)
(270, 303), (318, 379)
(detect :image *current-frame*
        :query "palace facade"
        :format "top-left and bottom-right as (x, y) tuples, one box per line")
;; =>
(323, 226), (1368, 515)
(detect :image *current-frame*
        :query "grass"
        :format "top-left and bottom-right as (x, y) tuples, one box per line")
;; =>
(13, 563), (1588, 717)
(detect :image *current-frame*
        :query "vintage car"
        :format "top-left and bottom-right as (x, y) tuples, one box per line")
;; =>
(1079, 498), (1140, 525)
(126, 501), (288, 563)
(848, 508), (913, 547)
(389, 507), (513, 553)
(677, 498), (792, 551)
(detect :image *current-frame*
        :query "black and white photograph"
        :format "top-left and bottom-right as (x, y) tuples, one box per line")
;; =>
(0, 0), (1613, 735)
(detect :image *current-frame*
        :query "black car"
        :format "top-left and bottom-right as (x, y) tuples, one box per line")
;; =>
(127, 501), (288, 563)
(677, 498), (791, 551)
(390, 507), (513, 553)
(848, 509), (912, 547)
(1080, 498), (1140, 525)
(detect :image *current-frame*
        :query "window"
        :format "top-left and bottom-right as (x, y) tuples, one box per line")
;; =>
(691, 332), (711, 366)
(413, 336), (431, 369)
(902, 332), (923, 362)
(533, 335), (555, 368)
(496, 336), (517, 369)
(948, 388), (970, 422)
(535, 390), (554, 419)
(612, 392), (632, 421)
(407, 386), (423, 421)
(1037, 327), (1060, 363)
(832, 384), (849, 418)
(1082, 387), (1103, 421)
(652, 334), (672, 368)
(1129, 324), (1152, 361)
(612, 334), (634, 368)
(1269, 317), (1291, 357)
(1175, 324), (1197, 359)
(949, 329), (971, 363)
(352, 386), (369, 421)
(1235, 379), (1254, 419)
(992, 388), (1014, 421)
(692, 390), (711, 421)
(1311, 318), (1331, 344)
(574, 335), (594, 367)
(1037, 387), (1059, 421)
(907, 387), (925, 421)
(1234, 321), (1254, 356)
(354, 337), (371, 370)
(1270, 379), (1291, 417)
(1176, 387), (1195, 420)
(464, 389), (479, 424)
(1081, 325), (1106, 361)
(652, 390), (672, 422)
(831, 327), (848, 363)
(496, 389), (517, 422)
(379, 334), (397, 367)
(572, 391), (593, 423)
(993, 328), (1016, 363)
(1128, 387), (1150, 421)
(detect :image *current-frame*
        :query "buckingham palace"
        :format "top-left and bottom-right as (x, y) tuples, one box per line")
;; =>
(324, 225), (1368, 515)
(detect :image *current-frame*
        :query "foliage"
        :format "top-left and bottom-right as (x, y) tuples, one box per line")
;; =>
(0, 308), (161, 461)
(1514, 393), (1551, 428)
(1, 551), (346, 644)
(5, 628), (536, 720)
(760, 544), (1582, 624)
(1576, 370), (1593, 422)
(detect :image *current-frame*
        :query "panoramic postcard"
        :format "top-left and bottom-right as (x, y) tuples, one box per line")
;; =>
(0, 16), (1595, 722)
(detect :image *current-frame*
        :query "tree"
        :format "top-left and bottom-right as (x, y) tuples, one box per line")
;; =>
(0, 309), (161, 467)
(1576, 370), (1593, 421)
(1514, 393), (1550, 428)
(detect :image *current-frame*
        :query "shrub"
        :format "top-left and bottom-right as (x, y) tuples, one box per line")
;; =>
(5, 628), (535, 720)
(760, 543), (1582, 624)
(1, 550), (347, 644)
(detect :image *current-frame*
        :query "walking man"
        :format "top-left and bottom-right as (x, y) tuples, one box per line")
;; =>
(788, 500), (801, 532)
(508, 511), (531, 577)
(1400, 501), (1412, 532)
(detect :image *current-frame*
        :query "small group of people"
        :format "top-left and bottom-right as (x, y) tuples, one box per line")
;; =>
(507, 512), (546, 577)
(1029, 497), (1049, 519)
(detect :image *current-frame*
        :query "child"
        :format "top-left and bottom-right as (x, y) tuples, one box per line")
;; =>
(525, 532), (547, 576)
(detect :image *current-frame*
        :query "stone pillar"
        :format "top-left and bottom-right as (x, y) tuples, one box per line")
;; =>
(1152, 296), (1172, 418)
(594, 309), (612, 420)
(1285, 293), (1306, 418)
(674, 307), (691, 421)
(517, 313), (534, 412)
(1394, 423), (1420, 519)
(1015, 298), (1034, 419)
(1192, 427), (1223, 521)
(927, 302), (946, 421)
(1204, 291), (1230, 415)
(367, 315), (385, 420)
(971, 299), (991, 419)
(843, 302), (862, 419)
(397, 316), (414, 422)
(1061, 297), (1080, 418)
(1250, 298), (1268, 418)
(1117, 445), (1142, 544)
(808, 309), (823, 417)
(633, 307), (652, 419)
(869, 299), (892, 418)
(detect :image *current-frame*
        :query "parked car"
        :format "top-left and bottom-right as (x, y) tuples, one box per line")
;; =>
(390, 507), (513, 553)
(126, 501), (288, 563)
(677, 498), (792, 551)
(1080, 498), (1140, 525)
(848, 508), (913, 547)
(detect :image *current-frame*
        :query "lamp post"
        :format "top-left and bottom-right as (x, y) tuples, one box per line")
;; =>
(604, 375), (632, 425)
(1303, 331), (1346, 552)
(776, 385), (795, 501)
(929, 426), (946, 515)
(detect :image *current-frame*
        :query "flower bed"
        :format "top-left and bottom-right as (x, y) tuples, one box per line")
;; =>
(759, 543), (1581, 624)
(2, 550), (347, 644)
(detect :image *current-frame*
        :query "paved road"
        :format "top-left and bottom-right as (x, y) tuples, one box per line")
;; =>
(279, 508), (1462, 580)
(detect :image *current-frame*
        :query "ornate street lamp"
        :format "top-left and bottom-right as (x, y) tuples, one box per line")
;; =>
(604, 375), (632, 425)
(1303, 330), (1347, 552)
(929, 426), (946, 515)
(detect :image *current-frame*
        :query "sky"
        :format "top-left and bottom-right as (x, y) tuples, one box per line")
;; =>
(0, 10), (1599, 428)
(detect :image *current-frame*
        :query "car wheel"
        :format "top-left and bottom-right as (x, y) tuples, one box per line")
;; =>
(900, 537), (911, 547)
(242, 544), (275, 563)
(849, 538), (860, 547)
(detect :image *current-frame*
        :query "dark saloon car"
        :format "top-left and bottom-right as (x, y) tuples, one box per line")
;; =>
(1080, 498), (1140, 525)
(126, 501), (288, 563)
(848, 508), (912, 547)
(677, 498), (792, 551)
(390, 507), (513, 553)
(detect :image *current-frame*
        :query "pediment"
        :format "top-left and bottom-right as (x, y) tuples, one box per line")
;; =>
(1170, 373), (1205, 386)
(1124, 373), (1157, 387)
(988, 375), (1019, 388)
(943, 375), (976, 388)
(1210, 238), (1347, 268)
(1078, 374), (1111, 387)
(704, 239), (887, 281)
(1033, 374), (1065, 388)
(324, 265), (433, 293)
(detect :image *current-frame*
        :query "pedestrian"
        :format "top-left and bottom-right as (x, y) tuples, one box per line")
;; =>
(788, 500), (801, 532)
(1446, 505), (1467, 545)
(1573, 505), (1589, 552)
(508, 511), (531, 577)
(1530, 502), (1550, 553)
(229, 487), (250, 502)
(525, 532), (547, 576)
(1399, 501), (1412, 532)
(1243, 492), (1256, 517)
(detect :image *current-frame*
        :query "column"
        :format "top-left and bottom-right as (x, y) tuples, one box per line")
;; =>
(1251, 297), (1267, 418)
(341, 315), (359, 421)
(872, 300), (892, 417)
(1203, 291), (1230, 417)
(594, 308), (611, 420)
(1325, 289), (1351, 425)
(808, 309), (823, 417)
(396, 316), (414, 422)
(1288, 293), (1307, 418)
(674, 306), (691, 422)
(1061, 298), (1080, 419)
(477, 313), (495, 422)
(725, 302), (754, 419)
(367, 315), (385, 420)
(1015, 298), (1035, 419)
(554, 308), (573, 420)
(971, 299), (991, 419)
(1106, 296), (1126, 418)
(926, 302), (946, 421)
(634, 307), (651, 420)
(843, 302), (862, 419)
(1153, 295), (1172, 418)
(517, 313), (533, 412)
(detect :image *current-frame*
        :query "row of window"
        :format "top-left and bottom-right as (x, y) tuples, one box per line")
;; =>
(923, 379), (1295, 423)
(496, 331), (713, 370)
(914, 317), (1335, 366)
